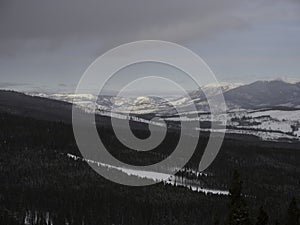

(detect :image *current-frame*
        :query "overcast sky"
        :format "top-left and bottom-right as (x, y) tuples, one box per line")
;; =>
(1, 0), (300, 93)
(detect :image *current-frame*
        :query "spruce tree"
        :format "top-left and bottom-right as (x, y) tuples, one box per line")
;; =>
(227, 170), (252, 225)
(286, 198), (299, 225)
(256, 206), (269, 225)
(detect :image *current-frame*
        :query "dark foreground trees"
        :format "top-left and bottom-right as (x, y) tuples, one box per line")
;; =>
(226, 170), (252, 225)
(0, 112), (299, 225)
(225, 170), (300, 225)
(256, 206), (269, 225)
(287, 197), (300, 225)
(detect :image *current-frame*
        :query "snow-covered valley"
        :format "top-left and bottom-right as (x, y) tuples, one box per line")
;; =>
(28, 79), (300, 143)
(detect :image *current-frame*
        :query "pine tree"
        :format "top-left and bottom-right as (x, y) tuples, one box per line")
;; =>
(213, 213), (220, 225)
(230, 170), (243, 204)
(227, 170), (252, 225)
(256, 206), (269, 225)
(286, 198), (299, 225)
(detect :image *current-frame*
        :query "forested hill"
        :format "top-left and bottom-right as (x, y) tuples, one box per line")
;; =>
(0, 90), (72, 123)
(0, 110), (299, 225)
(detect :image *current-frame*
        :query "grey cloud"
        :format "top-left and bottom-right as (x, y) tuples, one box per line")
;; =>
(0, 0), (231, 39)
(1, 0), (299, 56)
(0, 0), (300, 91)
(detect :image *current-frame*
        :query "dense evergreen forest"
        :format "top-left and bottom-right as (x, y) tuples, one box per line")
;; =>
(0, 110), (299, 224)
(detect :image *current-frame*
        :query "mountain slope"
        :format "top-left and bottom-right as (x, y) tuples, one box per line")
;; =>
(224, 80), (300, 109)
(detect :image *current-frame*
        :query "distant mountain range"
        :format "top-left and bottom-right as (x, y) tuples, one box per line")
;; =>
(27, 80), (300, 114)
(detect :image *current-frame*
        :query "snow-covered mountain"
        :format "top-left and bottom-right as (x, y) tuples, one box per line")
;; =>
(202, 82), (243, 97)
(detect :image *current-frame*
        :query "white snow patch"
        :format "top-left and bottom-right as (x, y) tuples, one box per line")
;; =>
(66, 153), (228, 195)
